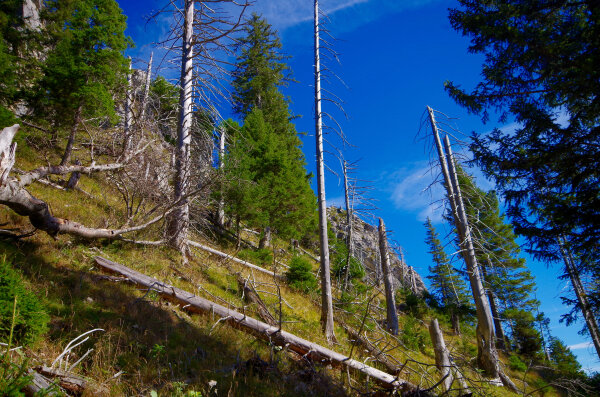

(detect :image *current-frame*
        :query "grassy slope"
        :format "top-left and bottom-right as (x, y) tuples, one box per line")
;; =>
(0, 127), (554, 396)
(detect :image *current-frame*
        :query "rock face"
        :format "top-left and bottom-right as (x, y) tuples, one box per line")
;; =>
(328, 207), (427, 295)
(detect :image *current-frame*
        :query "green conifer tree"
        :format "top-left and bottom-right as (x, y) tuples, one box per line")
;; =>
(457, 166), (539, 351)
(35, 0), (131, 164)
(227, 14), (316, 244)
(424, 217), (470, 335)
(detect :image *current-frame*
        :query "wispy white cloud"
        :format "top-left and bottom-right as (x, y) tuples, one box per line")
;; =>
(569, 342), (593, 350)
(248, 0), (440, 34)
(388, 162), (446, 223)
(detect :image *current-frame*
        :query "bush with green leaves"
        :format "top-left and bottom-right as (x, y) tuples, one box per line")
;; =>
(0, 258), (49, 346)
(401, 316), (428, 352)
(508, 355), (528, 372)
(238, 248), (273, 266)
(329, 235), (365, 282)
(285, 256), (317, 293)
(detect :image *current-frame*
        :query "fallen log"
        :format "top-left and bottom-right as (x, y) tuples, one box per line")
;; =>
(36, 366), (88, 394)
(24, 370), (58, 396)
(187, 240), (285, 280)
(237, 274), (278, 326)
(93, 256), (422, 393)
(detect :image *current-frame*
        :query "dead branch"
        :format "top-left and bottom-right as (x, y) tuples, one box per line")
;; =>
(93, 255), (422, 393)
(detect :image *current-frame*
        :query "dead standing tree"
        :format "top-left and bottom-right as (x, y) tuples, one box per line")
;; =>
(426, 106), (517, 390)
(154, 0), (249, 253)
(314, 0), (336, 343)
(378, 217), (398, 335)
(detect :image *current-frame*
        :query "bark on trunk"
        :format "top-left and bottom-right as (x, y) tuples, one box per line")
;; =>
(140, 52), (153, 120)
(314, 0), (335, 343)
(167, 0), (194, 251)
(258, 227), (271, 249)
(450, 311), (461, 336)
(93, 256), (420, 392)
(342, 160), (353, 291)
(429, 318), (453, 392)
(428, 107), (515, 389)
(482, 262), (507, 351)
(428, 318), (471, 395)
(559, 237), (600, 360)
(378, 217), (398, 335)
(123, 57), (133, 155)
(66, 159), (81, 189)
(216, 126), (225, 228)
(60, 105), (82, 166)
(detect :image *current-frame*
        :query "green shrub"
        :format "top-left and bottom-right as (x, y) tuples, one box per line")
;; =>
(286, 256), (317, 293)
(238, 249), (273, 266)
(0, 259), (49, 346)
(508, 355), (528, 372)
(401, 316), (427, 352)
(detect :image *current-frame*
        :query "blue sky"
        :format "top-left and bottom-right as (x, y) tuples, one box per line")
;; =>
(117, 0), (599, 372)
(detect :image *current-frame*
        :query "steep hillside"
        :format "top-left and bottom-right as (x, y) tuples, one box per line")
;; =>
(0, 125), (561, 397)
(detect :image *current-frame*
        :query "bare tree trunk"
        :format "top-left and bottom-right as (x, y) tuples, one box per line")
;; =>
(428, 107), (515, 388)
(123, 57), (133, 155)
(343, 160), (353, 290)
(559, 237), (600, 360)
(94, 255), (421, 392)
(216, 126), (225, 228)
(66, 159), (81, 189)
(167, 0), (194, 251)
(450, 311), (461, 336)
(314, 0), (335, 343)
(258, 227), (271, 249)
(482, 261), (507, 351)
(60, 105), (82, 166)
(429, 318), (453, 392)
(140, 52), (153, 120)
(378, 217), (398, 335)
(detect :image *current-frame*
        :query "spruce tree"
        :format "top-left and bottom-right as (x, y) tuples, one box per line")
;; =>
(457, 167), (539, 351)
(35, 0), (131, 164)
(446, 0), (600, 291)
(228, 14), (316, 244)
(424, 217), (470, 335)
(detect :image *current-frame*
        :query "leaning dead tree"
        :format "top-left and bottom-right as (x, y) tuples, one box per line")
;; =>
(0, 125), (168, 240)
(378, 217), (398, 335)
(427, 106), (517, 390)
(558, 236), (600, 359)
(314, 0), (336, 343)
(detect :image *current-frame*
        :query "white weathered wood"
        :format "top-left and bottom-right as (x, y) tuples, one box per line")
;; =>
(428, 107), (516, 390)
(378, 218), (398, 335)
(93, 256), (419, 392)
(140, 52), (153, 120)
(168, 0), (194, 250)
(187, 240), (284, 280)
(0, 124), (18, 185)
(429, 318), (453, 392)
(123, 57), (133, 154)
(217, 126), (226, 228)
(342, 160), (354, 290)
(314, 0), (336, 343)
(559, 236), (600, 359)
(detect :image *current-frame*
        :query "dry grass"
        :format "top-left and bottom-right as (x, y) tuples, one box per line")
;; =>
(0, 126), (560, 396)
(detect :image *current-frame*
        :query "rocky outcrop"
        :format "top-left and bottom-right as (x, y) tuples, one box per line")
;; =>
(328, 207), (427, 295)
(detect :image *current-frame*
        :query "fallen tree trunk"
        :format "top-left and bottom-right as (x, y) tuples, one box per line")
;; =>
(93, 256), (422, 393)
(187, 240), (285, 280)
(36, 366), (88, 394)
